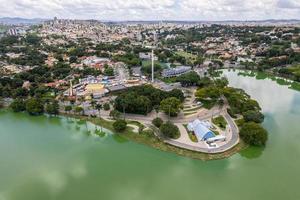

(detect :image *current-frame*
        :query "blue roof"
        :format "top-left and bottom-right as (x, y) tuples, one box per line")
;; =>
(201, 131), (215, 141)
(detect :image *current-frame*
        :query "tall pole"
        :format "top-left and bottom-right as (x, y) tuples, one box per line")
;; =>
(152, 49), (154, 83)
(168, 105), (171, 121)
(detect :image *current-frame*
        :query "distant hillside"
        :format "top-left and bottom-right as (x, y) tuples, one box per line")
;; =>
(0, 17), (48, 25)
(106, 19), (300, 24)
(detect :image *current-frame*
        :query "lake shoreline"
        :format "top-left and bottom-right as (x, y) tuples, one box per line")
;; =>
(60, 112), (248, 161)
(224, 68), (300, 91)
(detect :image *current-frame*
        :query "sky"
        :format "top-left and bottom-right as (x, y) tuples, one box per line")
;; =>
(0, 0), (300, 21)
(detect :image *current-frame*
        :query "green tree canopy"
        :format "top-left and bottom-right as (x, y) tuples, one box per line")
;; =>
(10, 99), (26, 112)
(45, 100), (59, 116)
(160, 97), (182, 117)
(243, 110), (265, 123)
(160, 121), (180, 139)
(25, 98), (44, 115)
(176, 71), (200, 87)
(152, 117), (163, 128)
(240, 122), (268, 146)
(113, 119), (127, 132)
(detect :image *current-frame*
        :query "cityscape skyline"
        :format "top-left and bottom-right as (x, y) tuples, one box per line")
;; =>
(0, 0), (300, 21)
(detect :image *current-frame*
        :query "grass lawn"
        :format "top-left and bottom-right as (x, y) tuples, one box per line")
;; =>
(276, 78), (291, 86)
(127, 120), (145, 130)
(212, 116), (227, 130)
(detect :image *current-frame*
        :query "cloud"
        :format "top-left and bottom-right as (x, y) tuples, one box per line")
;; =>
(0, 0), (299, 20)
(277, 0), (300, 9)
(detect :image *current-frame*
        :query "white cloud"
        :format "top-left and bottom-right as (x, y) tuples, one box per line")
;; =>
(0, 0), (299, 20)
(277, 0), (300, 9)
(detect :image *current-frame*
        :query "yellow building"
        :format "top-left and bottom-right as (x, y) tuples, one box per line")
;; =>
(85, 83), (105, 93)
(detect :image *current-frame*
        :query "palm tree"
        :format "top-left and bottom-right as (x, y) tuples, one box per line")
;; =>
(90, 100), (97, 116)
(154, 105), (160, 118)
(95, 104), (103, 133)
(0, 98), (3, 109)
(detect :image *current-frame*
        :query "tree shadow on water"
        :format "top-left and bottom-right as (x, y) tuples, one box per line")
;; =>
(112, 134), (128, 143)
(239, 146), (265, 160)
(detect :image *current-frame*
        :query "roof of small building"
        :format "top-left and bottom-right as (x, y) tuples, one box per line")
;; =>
(188, 119), (215, 141)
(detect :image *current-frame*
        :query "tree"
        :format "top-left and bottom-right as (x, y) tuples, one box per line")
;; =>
(103, 66), (114, 76)
(141, 62), (162, 75)
(64, 105), (72, 114)
(243, 110), (265, 123)
(153, 105), (160, 117)
(240, 122), (268, 146)
(168, 89), (185, 102)
(160, 97), (182, 117)
(25, 34), (41, 45)
(94, 103), (104, 132)
(215, 77), (229, 88)
(113, 119), (127, 132)
(115, 92), (152, 115)
(69, 56), (77, 63)
(90, 100), (97, 116)
(13, 88), (28, 98)
(0, 98), (3, 109)
(45, 100), (59, 116)
(103, 103), (110, 111)
(160, 121), (180, 139)
(152, 117), (163, 128)
(110, 110), (121, 120)
(25, 98), (44, 115)
(95, 104), (102, 117)
(176, 71), (200, 86)
(10, 99), (26, 112)
(74, 106), (84, 115)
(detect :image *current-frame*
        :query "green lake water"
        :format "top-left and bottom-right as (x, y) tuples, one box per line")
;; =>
(1, 70), (300, 200)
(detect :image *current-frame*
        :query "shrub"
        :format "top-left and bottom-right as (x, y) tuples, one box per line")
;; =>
(152, 117), (163, 128)
(160, 121), (180, 139)
(113, 119), (127, 132)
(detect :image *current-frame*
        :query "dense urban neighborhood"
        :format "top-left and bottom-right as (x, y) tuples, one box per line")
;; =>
(0, 18), (299, 157)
